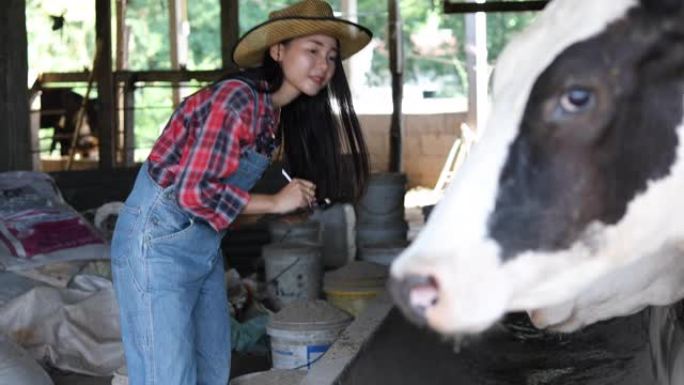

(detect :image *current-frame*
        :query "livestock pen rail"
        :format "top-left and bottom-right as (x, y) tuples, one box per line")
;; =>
(29, 69), (228, 172)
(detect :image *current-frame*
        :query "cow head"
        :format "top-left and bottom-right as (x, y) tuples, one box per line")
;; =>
(390, 0), (684, 334)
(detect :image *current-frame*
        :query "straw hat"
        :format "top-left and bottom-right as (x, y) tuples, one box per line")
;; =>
(232, 0), (373, 68)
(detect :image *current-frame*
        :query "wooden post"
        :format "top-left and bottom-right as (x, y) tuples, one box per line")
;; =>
(465, 0), (488, 132)
(28, 78), (43, 170)
(221, 0), (239, 71)
(96, 0), (116, 169)
(388, 0), (403, 173)
(168, 0), (188, 107)
(116, 0), (129, 71)
(0, 0), (32, 171)
(66, 42), (101, 171)
(123, 80), (136, 165)
(341, 0), (359, 95)
(116, 0), (131, 165)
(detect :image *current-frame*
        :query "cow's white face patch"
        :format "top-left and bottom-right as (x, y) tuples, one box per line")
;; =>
(391, 0), (684, 335)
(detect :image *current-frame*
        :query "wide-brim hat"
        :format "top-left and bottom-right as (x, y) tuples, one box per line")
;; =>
(232, 0), (373, 68)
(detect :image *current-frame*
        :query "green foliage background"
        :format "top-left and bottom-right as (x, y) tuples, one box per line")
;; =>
(26, 0), (536, 153)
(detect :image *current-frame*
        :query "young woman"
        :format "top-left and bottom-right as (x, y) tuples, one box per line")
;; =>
(109, 0), (372, 384)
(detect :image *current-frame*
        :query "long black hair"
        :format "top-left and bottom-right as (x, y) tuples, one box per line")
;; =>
(224, 44), (370, 203)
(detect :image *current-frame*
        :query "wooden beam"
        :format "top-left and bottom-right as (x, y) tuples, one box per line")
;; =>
(168, 0), (188, 107)
(221, 0), (240, 71)
(341, 0), (359, 93)
(465, 0), (488, 132)
(96, 0), (116, 169)
(29, 79), (42, 168)
(388, 0), (403, 173)
(39, 71), (91, 83)
(41, 69), (227, 84)
(444, 1), (548, 14)
(122, 80), (136, 166)
(116, 0), (129, 166)
(0, 0), (32, 171)
(115, 69), (228, 83)
(115, 0), (129, 71)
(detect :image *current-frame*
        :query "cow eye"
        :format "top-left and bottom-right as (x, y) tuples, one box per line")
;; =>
(559, 87), (594, 114)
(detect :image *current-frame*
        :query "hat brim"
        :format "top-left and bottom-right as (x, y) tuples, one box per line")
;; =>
(232, 16), (373, 68)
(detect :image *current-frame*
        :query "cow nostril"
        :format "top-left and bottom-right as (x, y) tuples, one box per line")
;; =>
(389, 274), (440, 326)
(408, 276), (440, 312)
(410, 280), (439, 309)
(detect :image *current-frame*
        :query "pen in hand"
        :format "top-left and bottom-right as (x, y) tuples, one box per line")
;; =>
(281, 169), (293, 183)
(282, 168), (311, 208)
(281, 169), (332, 209)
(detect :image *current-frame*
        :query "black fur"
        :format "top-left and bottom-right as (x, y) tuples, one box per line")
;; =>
(488, 4), (684, 260)
(640, 0), (682, 14)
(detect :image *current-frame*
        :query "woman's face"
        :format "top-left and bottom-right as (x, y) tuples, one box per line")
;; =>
(270, 34), (338, 97)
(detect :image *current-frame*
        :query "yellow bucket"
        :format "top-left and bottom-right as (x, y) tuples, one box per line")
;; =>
(323, 261), (388, 317)
(324, 287), (383, 317)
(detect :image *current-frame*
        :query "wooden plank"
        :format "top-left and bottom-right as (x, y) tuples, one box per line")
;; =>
(39, 71), (90, 83)
(115, 0), (129, 167)
(118, 69), (228, 82)
(66, 42), (101, 171)
(41, 70), (227, 84)
(221, 0), (240, 71)
(122, 80), (136, 166)
(115, 0), (128, 70)
(0, 0), (32, 171)
(465, 0), (488, 132)
(28, 75), (43, 169)
(168, 0), (187, 107)
(444, 0), (548, 14)
(96, 0), (116, 169)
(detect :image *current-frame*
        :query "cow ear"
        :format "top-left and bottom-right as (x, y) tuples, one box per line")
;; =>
(640, 0), (682, 14)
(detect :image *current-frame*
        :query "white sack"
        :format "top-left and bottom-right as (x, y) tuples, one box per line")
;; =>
(0, 333), (53, 385)
(0, 281), (123, 376)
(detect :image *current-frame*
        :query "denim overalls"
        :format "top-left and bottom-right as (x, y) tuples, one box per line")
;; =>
(110, 148), (269, 385)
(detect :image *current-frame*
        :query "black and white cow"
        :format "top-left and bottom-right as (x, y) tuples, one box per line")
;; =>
(391, 0), (684, 334)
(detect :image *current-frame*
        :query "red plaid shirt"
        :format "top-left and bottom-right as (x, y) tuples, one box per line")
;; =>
(147, 79), (279, 231)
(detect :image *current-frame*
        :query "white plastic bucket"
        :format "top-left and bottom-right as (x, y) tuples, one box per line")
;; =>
(263, 243), (322, 307)
(311, 203), (357, 269)
(267, 300), (353, 370)
(268, 219), (321, 245)
(229, 369), (305, 385)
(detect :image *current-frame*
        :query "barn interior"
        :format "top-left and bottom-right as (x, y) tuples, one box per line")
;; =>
(1, 1), (679, 384)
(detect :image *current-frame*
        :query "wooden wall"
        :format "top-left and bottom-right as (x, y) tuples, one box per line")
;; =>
(0, 0), (31, 171)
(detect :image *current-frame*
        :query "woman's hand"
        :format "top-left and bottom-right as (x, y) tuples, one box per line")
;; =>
(274, 178), (317, 213)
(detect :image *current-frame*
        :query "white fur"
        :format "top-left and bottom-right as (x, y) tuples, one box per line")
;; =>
(389, 0), (684, 335)
(530, 240), (684, 332)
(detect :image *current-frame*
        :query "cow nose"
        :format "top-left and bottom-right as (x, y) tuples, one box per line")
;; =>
(388, 274), (440, 327)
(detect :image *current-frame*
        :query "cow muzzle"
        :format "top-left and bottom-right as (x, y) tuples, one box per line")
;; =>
(389, 273), (440, 327)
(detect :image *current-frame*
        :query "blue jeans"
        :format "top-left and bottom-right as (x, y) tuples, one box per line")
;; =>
(111, 163), (229, 385)
(111, 150), (268, 385)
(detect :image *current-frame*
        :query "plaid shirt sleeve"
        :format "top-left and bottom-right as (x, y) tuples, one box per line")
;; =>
(174, 83), (256, 231)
